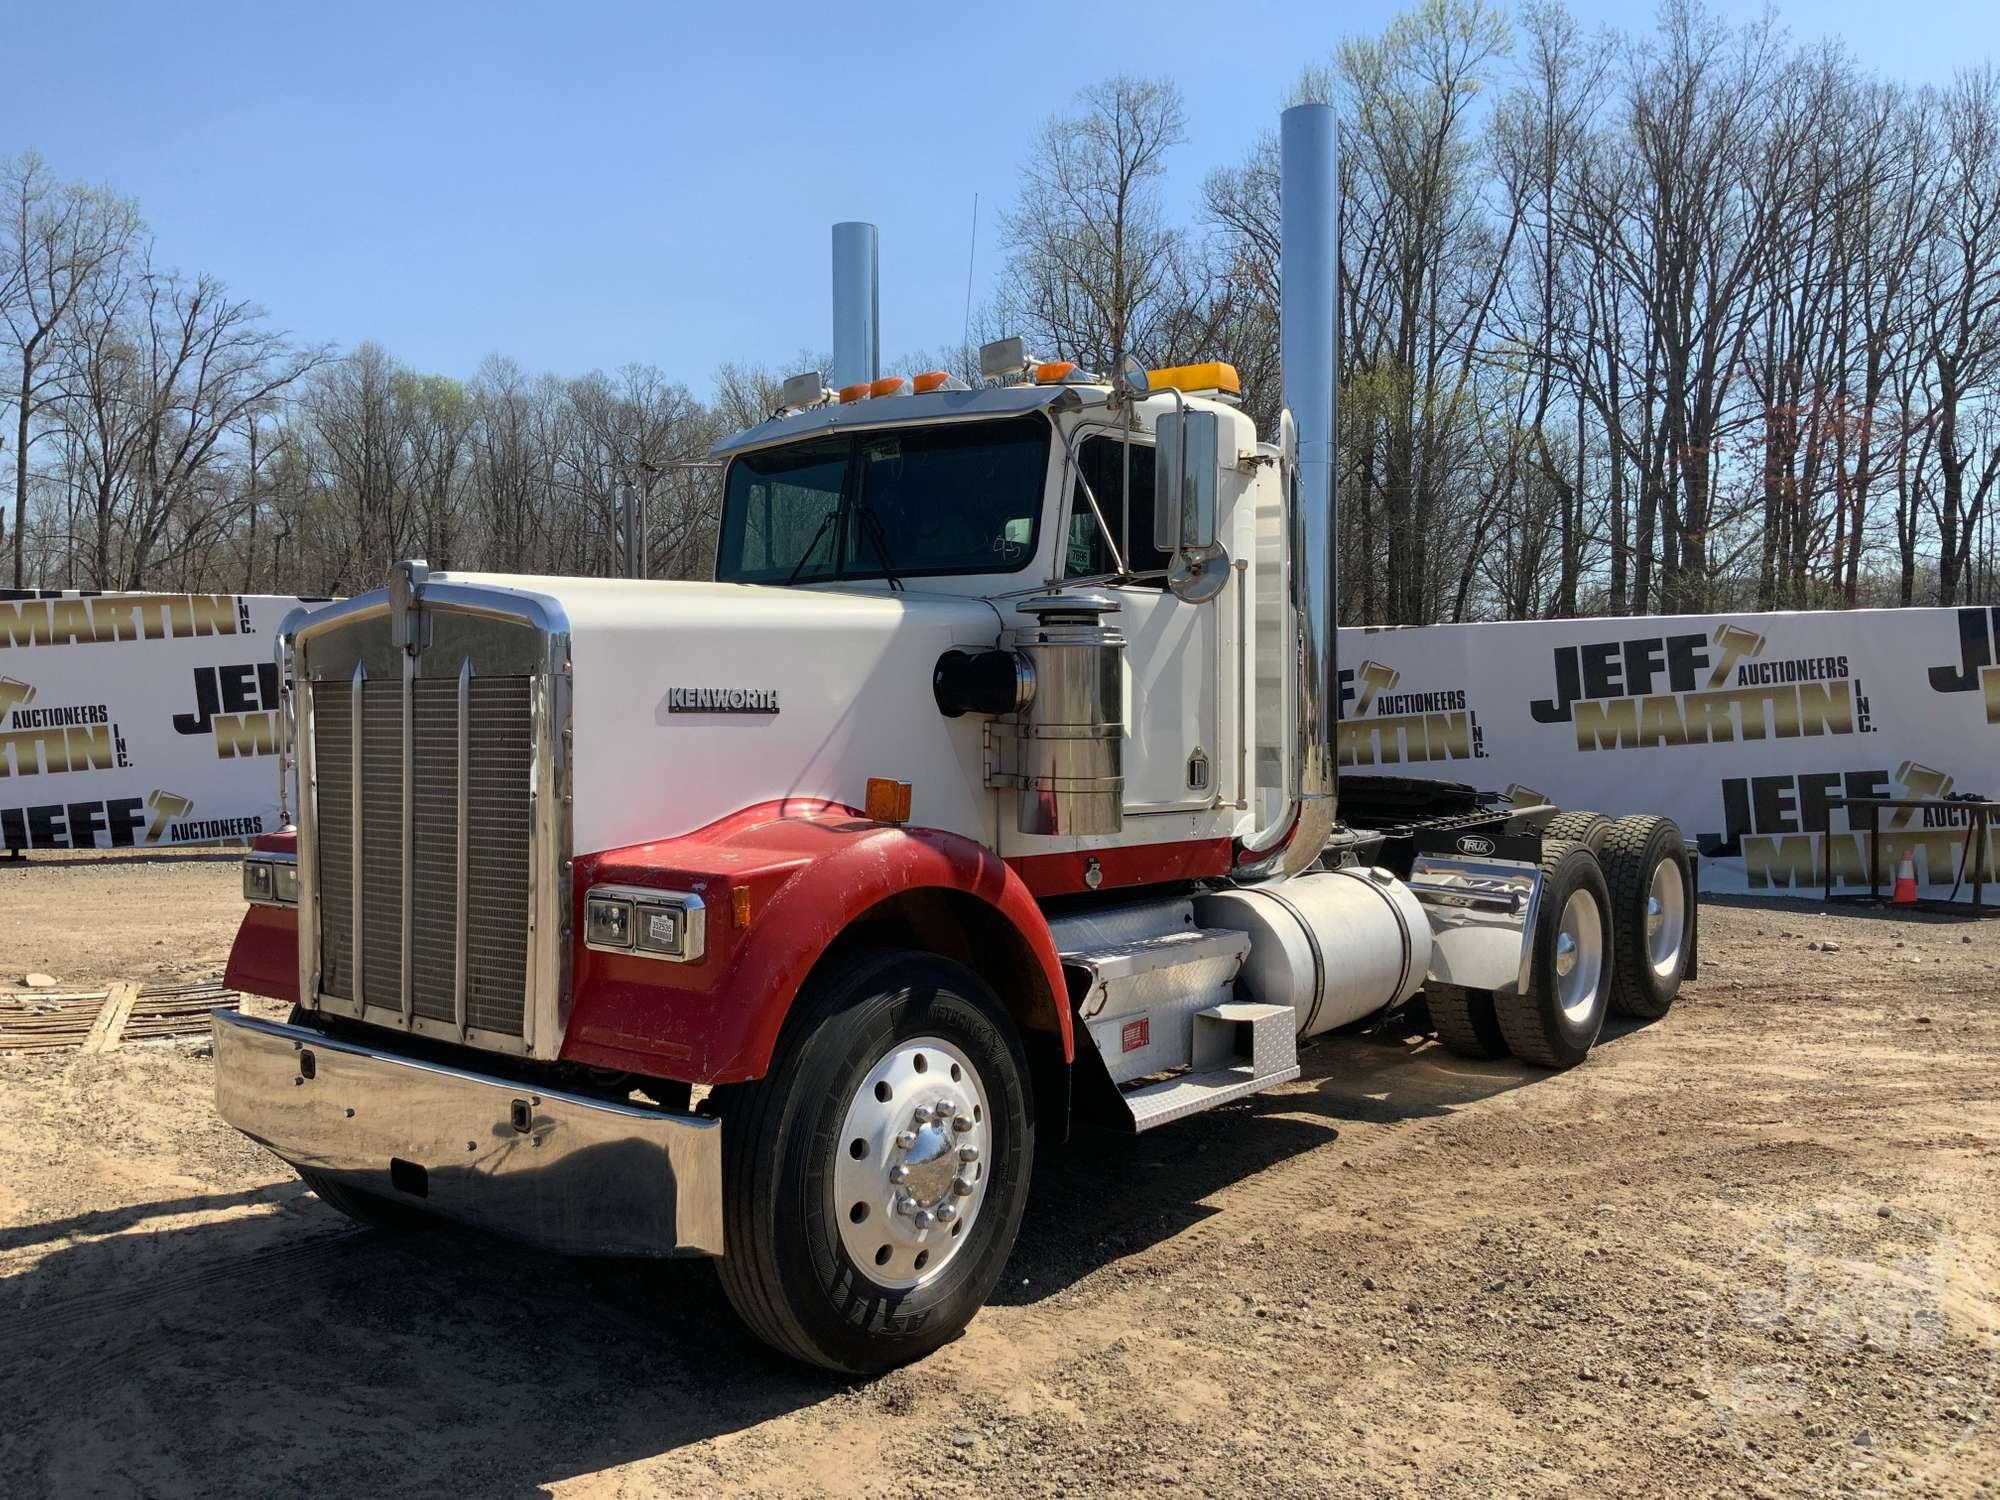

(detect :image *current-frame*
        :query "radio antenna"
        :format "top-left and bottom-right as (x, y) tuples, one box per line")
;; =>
(961, 192), (979, 373)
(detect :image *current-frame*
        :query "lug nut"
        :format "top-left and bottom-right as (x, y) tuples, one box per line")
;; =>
(958, 1145), (979, 1165)
(913, 1209), (935, 1230)
(889, 1164), (911, 1185)
(935, 1099), (956, 1118)
(895, 1130), (917, 1150)
(952, 1115), (973, 1134)
(895, 1194), (917, 1217)
(935, 1203), (957, 1224)
(952, 1176), (975, 1198)
(912, 1105), (934, 1125)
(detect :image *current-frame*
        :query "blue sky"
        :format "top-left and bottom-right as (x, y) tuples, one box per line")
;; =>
(2, 1), (1988, 394)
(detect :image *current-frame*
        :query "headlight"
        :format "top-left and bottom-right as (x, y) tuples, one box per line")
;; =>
(242, 857), (298, 906)
(584, 887), (706, 963)
(585, 896), (633, 949)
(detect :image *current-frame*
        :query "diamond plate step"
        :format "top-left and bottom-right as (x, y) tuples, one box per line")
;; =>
(1065, 927), (1255, 1086)
(1060, 926), (1251, 986)
(1119, 1001), (1299, 1132)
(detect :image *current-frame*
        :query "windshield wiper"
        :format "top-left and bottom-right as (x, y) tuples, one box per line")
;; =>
(784, 507), (840, 586)
(851, 498), (905, 591)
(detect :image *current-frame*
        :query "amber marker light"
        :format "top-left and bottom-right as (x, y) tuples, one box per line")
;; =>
(865, 778), (913, 824)
(911, 370), (951, 393)
(837, 381), (872, 404)
(731, 886), (752, 928)
(868, 375), (911, 398)
(1033, 361), (1078, 384)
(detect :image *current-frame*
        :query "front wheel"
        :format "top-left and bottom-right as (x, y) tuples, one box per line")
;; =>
(714, 950), (1033, 1373)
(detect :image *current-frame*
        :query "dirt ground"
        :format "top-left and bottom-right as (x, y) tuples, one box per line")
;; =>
(1, 852), (1996, 1499)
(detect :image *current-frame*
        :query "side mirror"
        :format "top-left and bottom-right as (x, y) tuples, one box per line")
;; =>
(1115, 355), (1150, 400)
(1154, 408), (1219, 552)
(1154, 409), (1230, 602)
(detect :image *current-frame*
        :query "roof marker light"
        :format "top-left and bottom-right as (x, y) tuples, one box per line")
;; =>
(912, 370), (953, 394)
(780, 370), (831, 412)
(1033, 361), (1079, 384)
(1146, 360), (1242, 399)
(979, 336), (1032, 383)
(837, 381), (873, 404)
(869, 375), (911, 398)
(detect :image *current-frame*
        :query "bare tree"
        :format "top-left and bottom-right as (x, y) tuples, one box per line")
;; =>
(1, 152), (139, 585)
(995, 76), (1195, 376)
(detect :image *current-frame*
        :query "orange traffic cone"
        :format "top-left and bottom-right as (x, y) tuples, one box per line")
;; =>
(1891, 849), (1919, 905)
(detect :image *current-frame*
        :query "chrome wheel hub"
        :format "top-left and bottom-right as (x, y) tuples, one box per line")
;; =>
(1554, 886), (1605, 1025)
(1647, 858), (1687, 979)
(832, 1035), (990, 1290)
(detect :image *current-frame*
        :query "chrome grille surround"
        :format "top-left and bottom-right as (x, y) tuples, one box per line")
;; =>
(291, 582), (573, 1060)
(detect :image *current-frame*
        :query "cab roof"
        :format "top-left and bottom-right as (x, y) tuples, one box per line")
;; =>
(708, 383), (1086, 460)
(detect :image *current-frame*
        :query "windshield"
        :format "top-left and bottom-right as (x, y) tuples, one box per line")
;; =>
(715, 414), (1050, 583)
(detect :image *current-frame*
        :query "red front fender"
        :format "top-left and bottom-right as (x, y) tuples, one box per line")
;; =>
(223, 830), (301, 1005)
(564, 801), (1072, 1084)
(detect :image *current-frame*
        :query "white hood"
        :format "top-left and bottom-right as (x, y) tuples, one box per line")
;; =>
(461, 576), (1005, 856)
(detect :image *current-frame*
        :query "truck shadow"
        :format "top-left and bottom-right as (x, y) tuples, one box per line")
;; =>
(0, 1029), (1591, 1497)
(993, 1024), (1559, 1307)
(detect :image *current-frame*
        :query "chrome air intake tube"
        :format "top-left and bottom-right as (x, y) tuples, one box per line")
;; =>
(830, 221), (880, 391)
(1241, 102), (1340, 881)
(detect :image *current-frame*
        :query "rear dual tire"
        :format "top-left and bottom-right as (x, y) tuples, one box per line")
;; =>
(1600, 815), (1693, 1020)
(1541, 809), (1613, 857)
(1426, 983), (1508, 1061)
(1492, 839), (1615, 1069)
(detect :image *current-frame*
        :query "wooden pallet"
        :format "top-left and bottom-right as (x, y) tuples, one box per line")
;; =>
(0, 979), (237, 1053)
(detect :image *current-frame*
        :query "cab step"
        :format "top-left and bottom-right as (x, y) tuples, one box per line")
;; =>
(1050, 899), (1299, 1130)
(1120, 1002), (1300, 1132)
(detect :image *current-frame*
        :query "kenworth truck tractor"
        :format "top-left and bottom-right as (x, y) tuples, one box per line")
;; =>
(214, 105), (1696, 1373)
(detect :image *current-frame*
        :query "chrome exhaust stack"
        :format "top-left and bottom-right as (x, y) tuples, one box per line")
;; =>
(830, 221), (880, 391)
(1243, 103), (1340, 880)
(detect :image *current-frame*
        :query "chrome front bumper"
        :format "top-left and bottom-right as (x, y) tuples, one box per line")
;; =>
(212, 1010), (724, 1257)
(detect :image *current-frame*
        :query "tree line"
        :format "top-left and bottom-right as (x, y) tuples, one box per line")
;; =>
(5, 0), (1997, 621)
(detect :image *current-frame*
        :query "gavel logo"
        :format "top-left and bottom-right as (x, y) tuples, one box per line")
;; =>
(1354, 659), (1401, 714)
(1708, 623), (1767, 688)
(145, 789), (194, 843)
(1889, 761), (1953, 830)
(0, 676), (35, 720)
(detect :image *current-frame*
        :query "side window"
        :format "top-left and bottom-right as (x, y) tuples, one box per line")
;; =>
(1067, 435), (1171, 584)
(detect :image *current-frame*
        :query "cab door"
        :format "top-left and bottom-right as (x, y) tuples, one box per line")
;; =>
(1062, 433), (1219, 815)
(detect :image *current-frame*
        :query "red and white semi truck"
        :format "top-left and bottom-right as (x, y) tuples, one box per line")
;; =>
(214, 104), (1695, 1373)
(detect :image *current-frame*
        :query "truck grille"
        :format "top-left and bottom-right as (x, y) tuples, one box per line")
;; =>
(311, 671), (536, 1041)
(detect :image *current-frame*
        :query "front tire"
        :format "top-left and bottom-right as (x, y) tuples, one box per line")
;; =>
(714, 950), (1033, 1373)
(1493, 840), (1614, 1069)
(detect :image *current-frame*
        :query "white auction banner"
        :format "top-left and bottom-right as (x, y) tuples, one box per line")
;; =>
(1334, 606), (2000, 904)
(1, 591), (311, 851)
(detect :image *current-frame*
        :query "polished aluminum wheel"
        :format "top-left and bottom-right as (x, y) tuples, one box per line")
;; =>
(831, 1035), (990, 1291)
(1646, 857), (1687, 979)
(1552, 886), (1605, 1025)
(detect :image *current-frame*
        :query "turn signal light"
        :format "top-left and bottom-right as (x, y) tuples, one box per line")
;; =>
(837, 381), (872, 404)
(865, 778), (913, 824)
(1033, 361), (1078, 384)
(1146, 360), (1242, 398)
(869, 375), (911, 398)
